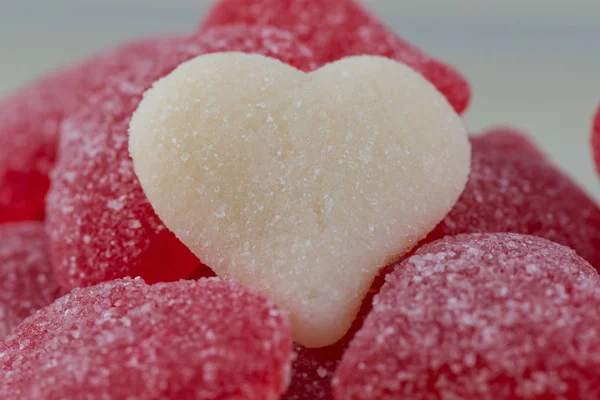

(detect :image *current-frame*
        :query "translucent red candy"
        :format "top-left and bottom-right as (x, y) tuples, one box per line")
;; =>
(0, 277), (292, 400)
(47, 25), (315, 289)
(470, 127), (546, 160)
(200, 0), (471, 114)
(187, 264), (217, 280)
(426, 128), (600, 268)
(592, 105), (600, 175)
(0, 69), (79, 223)
(0, 222), (61, 340)
(285, 327), (353, 399)
(0, 35), (190, 224)
(335, 233), (600, 399)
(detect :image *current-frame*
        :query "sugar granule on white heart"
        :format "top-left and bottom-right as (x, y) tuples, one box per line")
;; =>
(129, 52), (470, 347)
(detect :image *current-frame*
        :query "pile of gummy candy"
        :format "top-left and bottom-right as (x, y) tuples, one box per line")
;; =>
(1, 0), (600, 399)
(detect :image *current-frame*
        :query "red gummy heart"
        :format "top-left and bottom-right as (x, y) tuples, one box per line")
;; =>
(0, 277), (292, 400)
(46, 25), (316, 289)
(426, 128), (600, 269)
(200, 0), (470, 114)
(592, 105), (600, 175)
(0, 222), (61, 340)
(335, 233), (600, 399)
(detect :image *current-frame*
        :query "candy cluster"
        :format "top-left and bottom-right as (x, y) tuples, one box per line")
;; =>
(0, 0), (599, 399)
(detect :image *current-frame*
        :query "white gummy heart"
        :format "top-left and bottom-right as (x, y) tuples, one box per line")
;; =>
(129, 52), (470, 347)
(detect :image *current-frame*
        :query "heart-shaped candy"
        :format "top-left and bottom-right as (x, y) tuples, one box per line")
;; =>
(129, 53), (470, 347)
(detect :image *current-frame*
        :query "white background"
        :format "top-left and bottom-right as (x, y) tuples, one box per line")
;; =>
(1, 0), (599, 196)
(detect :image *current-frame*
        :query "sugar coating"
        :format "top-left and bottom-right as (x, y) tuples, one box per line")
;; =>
(0, 277), (292, 400)
(334, 233), (600, 399)
(0, 68), (79, 223)
(426, 128), (600, 268)
(0, 222), (61, 340)
(129, 52), (470, 347)
(0, 34), (196, 224)
(592, 105), (600, 176)
(284, 344), (342, 400)
(47, 25), (314, 289)
(200, 0), (471, 114)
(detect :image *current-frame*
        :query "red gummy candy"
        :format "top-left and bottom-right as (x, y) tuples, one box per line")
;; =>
(471, 127), (546, 160)
(0, 69), (80, 223)
(187, 264), (217, 280)
(0, 222), (61, 340)
(285, 326), (355, 399)
(592, 105), (600, 175)
(285, 345), (340, 400)
(200, 0), (471, 114)
(0, 35), (194, 224)
(47, 25), (315, 289)
(335, 233), (600, 399)
(0, 277), (292, 400)
(426, 128), (600, 268)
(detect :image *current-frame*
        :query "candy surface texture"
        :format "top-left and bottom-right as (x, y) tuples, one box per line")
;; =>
(0, 277), (292, 400)
(0, 222), (61, 340)
(0, 69), (79, 223)
(129, 52), (470, 347)
(0, 35), (200, 223)
(200, 0), (470, 114)
(427, 129), (600, 268)
(334, 233), (600, 399)
(470, 127), (545, 160)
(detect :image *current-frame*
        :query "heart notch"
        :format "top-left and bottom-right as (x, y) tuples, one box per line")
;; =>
(129, 52), (470, 348)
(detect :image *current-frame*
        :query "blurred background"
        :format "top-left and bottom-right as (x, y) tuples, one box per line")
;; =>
(1, 0), (599, 195)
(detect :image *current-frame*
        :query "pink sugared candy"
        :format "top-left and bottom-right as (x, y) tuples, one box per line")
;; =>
(469, 127), (546, 160)
(0, 35), (196, 224)
(0, 221), (61, 340)
(200, 0), (470, 114)
(47, 25), (315, 289)
(592, 105), (600, 175)
(334, 233), (600, 399)
(426, 128), (600, 268)
(0, 69), (80, 223)
(285, 345), (342, 400)
(0, 277), (292, 400)
(284, 322), (357, 399)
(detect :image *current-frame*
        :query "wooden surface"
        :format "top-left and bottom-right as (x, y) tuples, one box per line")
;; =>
(1, 0), (599, 196)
